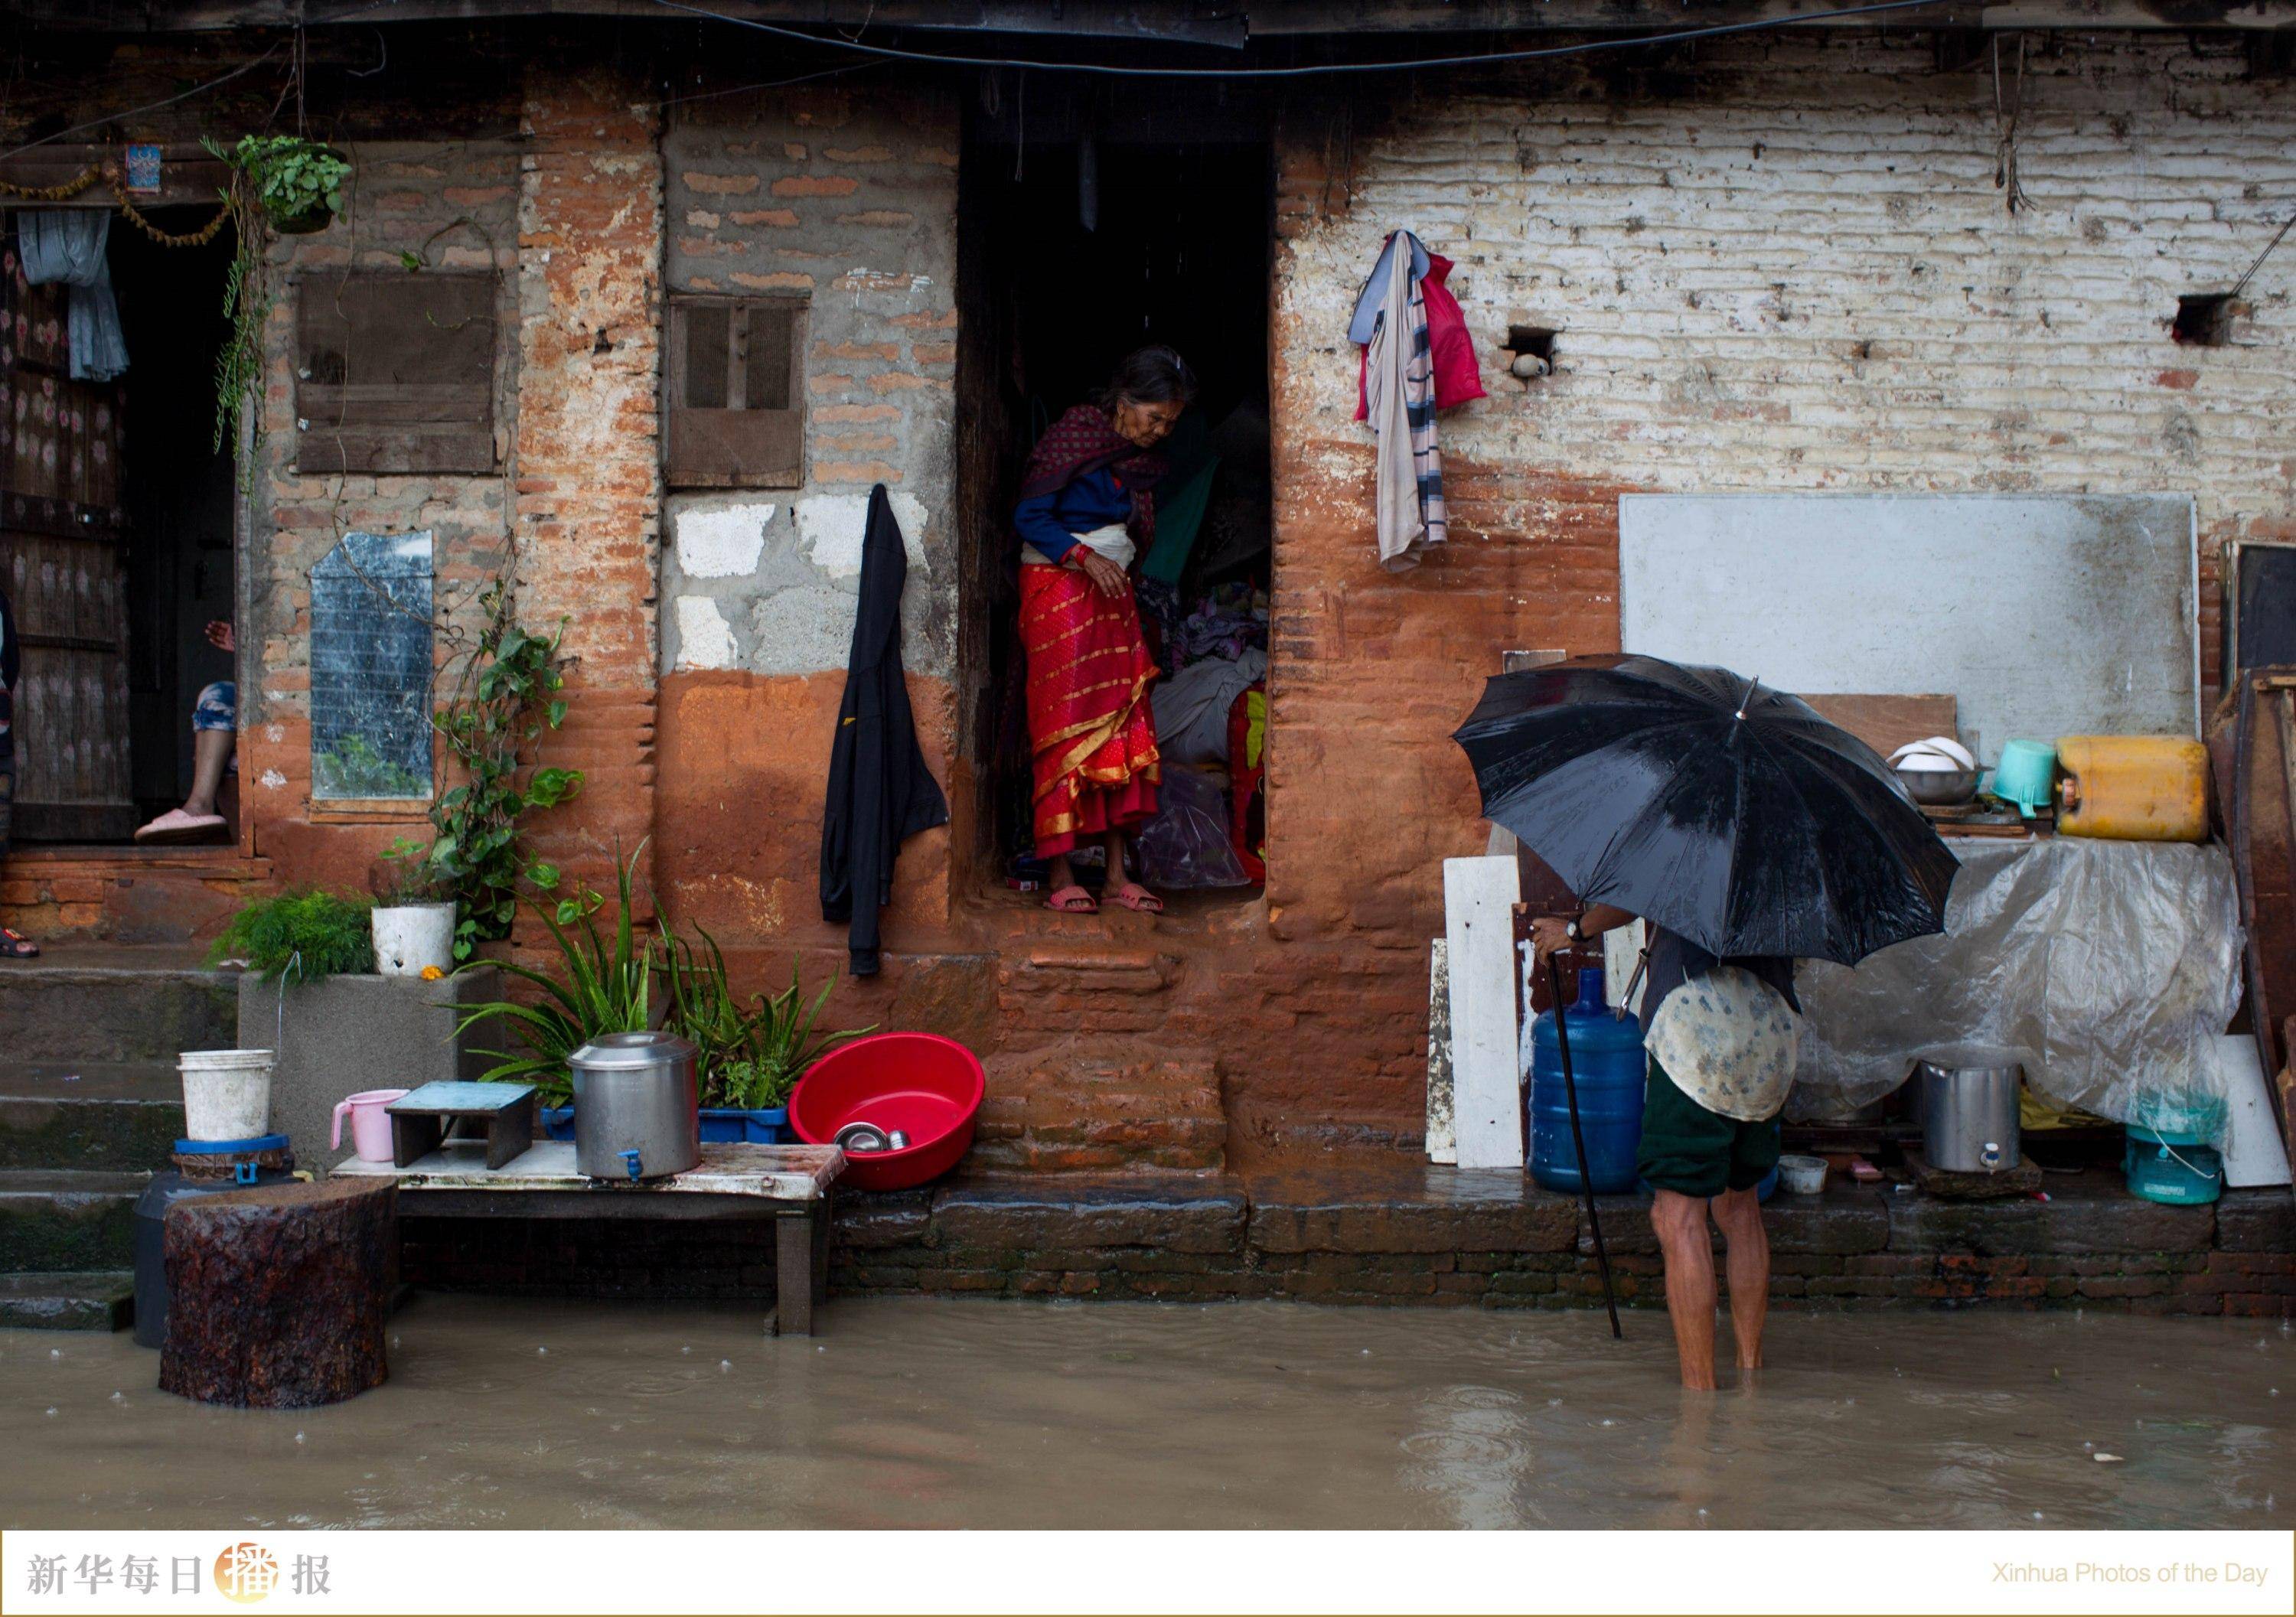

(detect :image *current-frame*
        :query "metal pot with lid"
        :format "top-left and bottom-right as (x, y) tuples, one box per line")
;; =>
(569, 1031), (700, 1181)
(1914, 1050), (2024, 1173)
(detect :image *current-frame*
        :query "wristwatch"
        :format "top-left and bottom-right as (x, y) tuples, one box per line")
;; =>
(1564, 916), (1585, 943)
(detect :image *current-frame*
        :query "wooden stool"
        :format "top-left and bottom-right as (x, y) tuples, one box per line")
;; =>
(158, 1177), (397, 1408)
(387, 1081), (536, 1169)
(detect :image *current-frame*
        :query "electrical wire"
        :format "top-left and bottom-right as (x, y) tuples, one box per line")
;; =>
(0, 46), (284, 167)
(647, 0), (1959, 79)
(640, 57), (882, 112)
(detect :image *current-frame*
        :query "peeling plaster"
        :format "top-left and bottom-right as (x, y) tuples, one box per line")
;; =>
(673, 502), (776, 577)
(673, 595), (738, 670)
(795, 491), (929, 579)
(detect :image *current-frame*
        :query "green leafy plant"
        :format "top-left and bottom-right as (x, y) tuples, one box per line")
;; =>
(211, 889), (375, 981)
(315, 733), (429, 800)
(369, 843), (455, 908)
(664, 931), (873, 1111)
(207, 135), (349, 229)
(203, 135), (352, 462)
(421, 579), (582, 960)
(454, 843), (653, 1104)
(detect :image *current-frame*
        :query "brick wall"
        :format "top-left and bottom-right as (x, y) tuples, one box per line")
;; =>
(1247, 31), (2296, 1149)
(653, 83), (960, 951)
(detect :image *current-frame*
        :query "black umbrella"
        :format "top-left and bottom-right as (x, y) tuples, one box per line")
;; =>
(1452, 655), (1958, 966)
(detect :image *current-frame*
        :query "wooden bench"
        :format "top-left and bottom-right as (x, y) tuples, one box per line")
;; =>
(334, 1140), (846, 1335)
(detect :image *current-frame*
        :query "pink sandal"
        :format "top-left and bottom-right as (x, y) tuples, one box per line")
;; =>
(1108, 882), (1163, 914)
(134, 808), (227, 844)
(1044, 885), (1098, 914)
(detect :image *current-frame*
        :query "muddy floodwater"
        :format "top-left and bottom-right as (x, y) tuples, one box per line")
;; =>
(3, 1296), (2290, 1529)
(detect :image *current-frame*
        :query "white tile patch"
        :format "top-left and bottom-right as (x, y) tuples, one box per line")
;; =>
(673, 595), (738, 670)
(794, 493), (929, 581)
(673, 502), (775, 579)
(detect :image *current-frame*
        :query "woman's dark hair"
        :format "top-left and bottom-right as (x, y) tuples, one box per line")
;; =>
(1097, 344), (1197, 413)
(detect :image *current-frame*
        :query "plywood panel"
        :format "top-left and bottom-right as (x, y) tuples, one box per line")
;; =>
(1619, 494), (2197, 762)
(1443, 855), (1522, 1171)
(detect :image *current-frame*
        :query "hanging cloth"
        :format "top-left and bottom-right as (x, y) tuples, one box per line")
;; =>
(1353, 233), (1483, 419)
(820, 486), (950, 976)
(1362, 233), (1446, 571)
(18, 210), (128, 382)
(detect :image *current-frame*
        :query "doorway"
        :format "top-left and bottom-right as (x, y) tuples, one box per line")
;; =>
(0, 207), (237, 844)
(954, 120), (1274, 898)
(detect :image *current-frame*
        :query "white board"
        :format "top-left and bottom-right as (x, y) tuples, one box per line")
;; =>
(1619, 494), (2199, 764)
(1424, 940), (1456, 1165)
(2212, 1035), (2292, 1189)
(1444, 856), (1523, 1170)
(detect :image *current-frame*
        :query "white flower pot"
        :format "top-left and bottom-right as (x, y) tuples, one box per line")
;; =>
(178, 1048), (277, 1142)
(372, 903), (457, 977)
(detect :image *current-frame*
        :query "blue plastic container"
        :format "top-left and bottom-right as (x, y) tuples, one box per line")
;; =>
(2124, 1126), (2223, 1205)
(1528, 967), (1649, 1195)
(538, 1107), (791, 1145)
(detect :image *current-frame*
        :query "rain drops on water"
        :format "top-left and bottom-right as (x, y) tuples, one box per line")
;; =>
(44, 1407), (56, 1417)
(719, 1360), (732, 1373)
(49, 1348), (60, 1359)
(537, 1346), (549, 1355)
(295, 1432), (307, 1446)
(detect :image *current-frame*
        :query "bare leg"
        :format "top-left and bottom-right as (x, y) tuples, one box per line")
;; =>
(1710, 1185), (1770, 1373)
(1652, 1188), (1719, 1391)
(1103, 829), (1127, 883)
(183, 728), (234, 817)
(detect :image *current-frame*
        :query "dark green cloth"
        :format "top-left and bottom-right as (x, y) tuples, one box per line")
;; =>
(1635, 1055), (1781, 1198)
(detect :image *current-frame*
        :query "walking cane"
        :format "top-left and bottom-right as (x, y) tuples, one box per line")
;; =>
(1547, 952), (1623, 1339)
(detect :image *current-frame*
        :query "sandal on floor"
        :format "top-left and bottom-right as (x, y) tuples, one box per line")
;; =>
(1044, 885), (1098, 914)
(0, 927), (38, 960)
(1108, 882), (1164, 914)
(133, 808), (227, 844)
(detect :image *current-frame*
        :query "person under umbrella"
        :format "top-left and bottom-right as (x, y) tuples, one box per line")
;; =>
(1455, 655), (1957, 1390)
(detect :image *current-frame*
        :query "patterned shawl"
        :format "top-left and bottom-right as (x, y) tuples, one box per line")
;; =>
(1018, 403), (1168, 552)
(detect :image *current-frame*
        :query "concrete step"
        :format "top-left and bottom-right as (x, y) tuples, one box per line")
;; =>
(976, 1042), (1227, 1173)
(0, 1169), (147, 1272)
(0, 944), (238, 1063)
(0, 1270), (135, 1331)
(0, 1062), (184, 1171)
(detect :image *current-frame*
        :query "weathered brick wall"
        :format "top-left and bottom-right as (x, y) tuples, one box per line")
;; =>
(510, 62), (664, 904)
(653, 83), (960, 950)
(240, 136), (524, 892)
(1249, 32), (2296, 1148)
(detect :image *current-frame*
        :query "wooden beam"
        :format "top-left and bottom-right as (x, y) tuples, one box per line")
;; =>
(1243, 0), (2296, 28)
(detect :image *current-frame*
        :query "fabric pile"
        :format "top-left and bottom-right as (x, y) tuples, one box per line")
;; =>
(19, 210), (127, 383)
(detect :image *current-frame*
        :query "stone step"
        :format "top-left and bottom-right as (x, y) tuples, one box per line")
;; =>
(975, 1043), (1227, 1173)
(0, 1270), (135, 1331)
(0, 1062), (185, 1171)
(0, 944), (239, 1064)
(0, 1169), (148, 1273)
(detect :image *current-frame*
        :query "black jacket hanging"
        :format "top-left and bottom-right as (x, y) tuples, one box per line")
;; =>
(820, 485), (949, 976)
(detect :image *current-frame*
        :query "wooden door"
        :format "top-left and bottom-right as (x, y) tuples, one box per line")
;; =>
(2, 232), (135, 841)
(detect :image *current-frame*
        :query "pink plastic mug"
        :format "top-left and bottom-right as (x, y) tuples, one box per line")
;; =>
(332, 1088), (410, 1162)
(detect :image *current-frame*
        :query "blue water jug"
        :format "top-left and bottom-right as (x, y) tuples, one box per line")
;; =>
(1528, 966), (1649, 1195)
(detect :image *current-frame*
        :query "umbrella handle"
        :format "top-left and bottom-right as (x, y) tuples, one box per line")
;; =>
(1548, 953), (1623, 1341)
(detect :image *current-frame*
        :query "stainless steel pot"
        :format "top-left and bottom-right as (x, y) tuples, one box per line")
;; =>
(569, 1032), (700, 1181)
(1916, 1056), (2022, 1172)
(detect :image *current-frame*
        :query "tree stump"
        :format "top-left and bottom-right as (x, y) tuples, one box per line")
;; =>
(158, 1177), (396, 1409)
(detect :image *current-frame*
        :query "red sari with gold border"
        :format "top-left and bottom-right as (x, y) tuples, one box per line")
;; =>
(1021, 566), (1159, 858)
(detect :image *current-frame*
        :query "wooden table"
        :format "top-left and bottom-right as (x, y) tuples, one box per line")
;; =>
(335, 1140), (846, 1335)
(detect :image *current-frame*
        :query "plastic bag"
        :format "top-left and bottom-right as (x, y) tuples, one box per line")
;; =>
(1789, 838), (2242, 1124)
(1133, 766), (1251, 889)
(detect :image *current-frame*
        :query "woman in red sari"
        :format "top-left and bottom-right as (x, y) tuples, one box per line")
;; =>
(1013, 346), (1195, 914)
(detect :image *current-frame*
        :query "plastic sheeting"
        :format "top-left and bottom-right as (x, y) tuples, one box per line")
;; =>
(1132, 765), (1250, 889)
(1790, 837), (2242, 1124)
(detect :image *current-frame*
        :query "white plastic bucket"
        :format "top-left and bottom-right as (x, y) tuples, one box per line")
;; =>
(178, 1048), (277, 1142)
(372, 903), (456, 978)
(1776, 1152), (1829, 1195)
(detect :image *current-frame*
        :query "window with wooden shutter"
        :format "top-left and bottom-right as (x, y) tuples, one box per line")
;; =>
(665, 295), (805, 488)
(295, 273), (498, 474)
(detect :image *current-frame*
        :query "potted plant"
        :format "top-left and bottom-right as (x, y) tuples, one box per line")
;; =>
(454, 843), (656, 1117)
(207, 133), (351, 234)
(369, 842), (458, 979)
(196, 889), (376, 1143)
(664, 931), (874, 1143)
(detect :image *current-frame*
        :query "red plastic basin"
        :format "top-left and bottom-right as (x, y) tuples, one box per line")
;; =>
(790, 1032), (985, 1192)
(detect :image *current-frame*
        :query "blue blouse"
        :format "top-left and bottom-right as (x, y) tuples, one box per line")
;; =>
(1013, 467), (1133, 565)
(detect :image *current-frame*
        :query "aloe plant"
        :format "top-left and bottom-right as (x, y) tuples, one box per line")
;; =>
(663, 928), (872, 1110)
(454, 843), (654, 1103)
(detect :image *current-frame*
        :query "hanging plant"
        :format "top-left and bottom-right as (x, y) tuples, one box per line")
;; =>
(202, 135), (354, 462)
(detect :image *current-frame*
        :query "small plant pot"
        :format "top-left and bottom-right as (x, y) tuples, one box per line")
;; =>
(1776, 1153), (1829, 1195)
(536, 1106), (791, 1145)
(178, 1048), (276, 1143)
(372, 903), (456, 977)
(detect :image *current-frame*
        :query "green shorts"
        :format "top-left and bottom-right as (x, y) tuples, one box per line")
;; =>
(1635, 1055), (1781, 1198)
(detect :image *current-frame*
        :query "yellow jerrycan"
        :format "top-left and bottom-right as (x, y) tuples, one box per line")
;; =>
(2053, 735), (2208, 842)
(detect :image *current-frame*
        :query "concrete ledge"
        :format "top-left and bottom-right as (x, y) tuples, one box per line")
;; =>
(1885, 1177), (2216, 1256)
(1247, 1166), (1578, 1255)
(930, 1175), (1248, 1255)
(2215, 1190), (2296, 1254)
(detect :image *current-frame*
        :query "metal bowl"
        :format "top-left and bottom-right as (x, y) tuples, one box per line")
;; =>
(1897, 765), (1979, 806)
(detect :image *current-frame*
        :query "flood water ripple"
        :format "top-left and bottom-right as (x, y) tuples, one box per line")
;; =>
(2, 1295), (2288, 1530)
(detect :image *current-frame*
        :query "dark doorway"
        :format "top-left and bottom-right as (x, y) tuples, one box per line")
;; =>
(113, 212), (239, 834)
(954, 126), (1274, 898)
